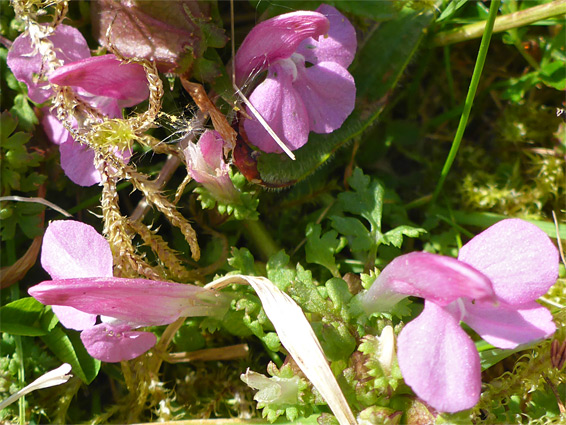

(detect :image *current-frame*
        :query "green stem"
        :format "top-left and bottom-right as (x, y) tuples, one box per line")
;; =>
(242, 219), (280, 261)
(432, 0), (501, 203)
(434, 0), (566, 46)
(7, 239), (25, 425)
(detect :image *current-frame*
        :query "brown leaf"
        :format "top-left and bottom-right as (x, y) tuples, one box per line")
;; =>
(92, 0), (227, 74)
(180, 78), (237, 151)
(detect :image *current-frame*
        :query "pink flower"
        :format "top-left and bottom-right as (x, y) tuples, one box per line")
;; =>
(184, 130), (238, 203)
(361, 219), (558, 412)
(7, 25), (149, 186)
(28, 220), (227, 363)
(235, 4), (356, 154)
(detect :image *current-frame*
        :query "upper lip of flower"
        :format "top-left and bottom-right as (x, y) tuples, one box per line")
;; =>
(234, 10), (330, 85)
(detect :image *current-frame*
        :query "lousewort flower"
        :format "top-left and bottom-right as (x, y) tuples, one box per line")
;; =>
(28, 220), (227, 362)
(234, 4), (356, 154)
(184, 130), (239, 203)
(7, 24), (149, 186)
(360, 219), (558, 412)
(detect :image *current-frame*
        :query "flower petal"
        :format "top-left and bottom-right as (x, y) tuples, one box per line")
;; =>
(362, 252), (496, 313)
(397, 301), (481, 413)
(59, 138), (101, 186)
(49, 54), (149, 106)
(293, 60), (355, 133)
(458, 219), (559, 305)
(7, 24), (91, 103)
(80, 323), (157, 362)
(28, 277), (226, 327)
(462, 299), (556, 349)
(40, 220), (113, 280)
(235, 11), (329, 85)
(199, 130), (225, 170)
(42, 111), (74, 146)
(297, 4), (357, 68)
(243, 65), (309, 153)
(52, 305), (97, 331)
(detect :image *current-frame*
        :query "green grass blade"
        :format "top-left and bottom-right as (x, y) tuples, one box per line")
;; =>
(432, 0), (501, 202)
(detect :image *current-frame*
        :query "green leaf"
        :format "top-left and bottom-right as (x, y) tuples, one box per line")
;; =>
(287, 263), (327, 316)
(325, 278), (352, 320)
(222, 309), (255, 337)
(305, 223), (340, 276)
(539, 60), (566, 90)
(330, 216), (373, 252)
(337, 168), (384, 236)
(172, 320), (206, 352)
(0, 297), (56, 336)
(476, 339), (540, 371)
(437, 0), (468, 22)
(228, 247), (257, 275)
(266, 250), (295, 291)
(41, 327), (101, 384)
(311, 321), (356, 362)
(0, 110), (18, 140)
(379, 225), (427, 248)
(10, 94), (38, 132)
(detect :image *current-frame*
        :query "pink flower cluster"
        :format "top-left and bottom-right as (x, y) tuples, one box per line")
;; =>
(7, 25), (149, 186)
(235, 4), (356, 154)
(361, 219), (558, 412)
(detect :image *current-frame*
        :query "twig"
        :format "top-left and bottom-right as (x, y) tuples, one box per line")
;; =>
(434, 0), (566, 46)
(0, 196), (72, 217)
(164, 344), (249, 363)
(552, 211), (565, 267)
(543, 374), (566, 416)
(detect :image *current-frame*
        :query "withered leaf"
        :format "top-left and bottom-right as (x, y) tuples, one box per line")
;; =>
(92, 0), (227, 75)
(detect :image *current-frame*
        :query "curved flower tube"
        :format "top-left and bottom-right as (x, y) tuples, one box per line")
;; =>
(361, 219), (558, 412)
(29, 220), (228, 363)
(235, 4), (356, 153)
(7, 25), (149, 186)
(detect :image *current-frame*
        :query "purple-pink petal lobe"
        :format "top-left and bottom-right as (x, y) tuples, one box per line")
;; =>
(51, 305), (97, 332)
(397, 301), (481, 413)
(59, 139), (102, 187)
(80, 323), (157, 363)
(235, 11), (329, 85)
(7, 24), (91, 103)
(243, 65), (309, 153)
(28, 277), (227, 327)
(292, 59), (355, 134)
(40, 220), (113, 280)
(48, 55), (149, 106)
(362, 252), (496, 313)
(461, 299), (556, 349)
(297, 4), (357, 68)
(458, 219), (559, 305)
(42, 111), (74, 146)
